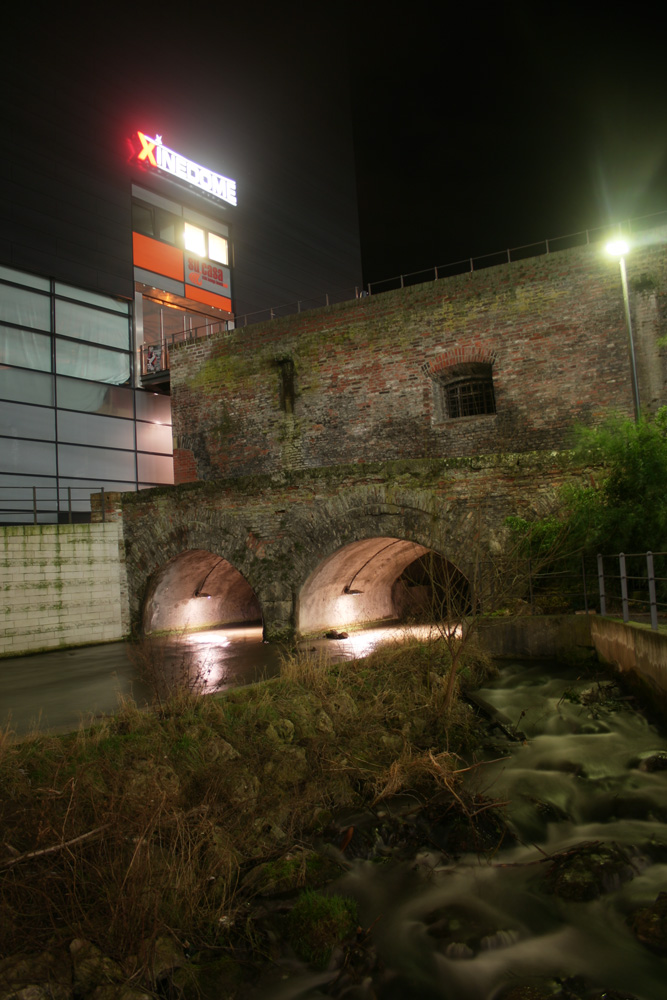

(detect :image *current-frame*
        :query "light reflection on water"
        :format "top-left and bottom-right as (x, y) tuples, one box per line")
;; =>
(0, 622), (431, 736)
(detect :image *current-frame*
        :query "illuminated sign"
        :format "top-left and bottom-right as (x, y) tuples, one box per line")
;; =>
(136, 132), (237, 207)
(186, 256), (230, 296)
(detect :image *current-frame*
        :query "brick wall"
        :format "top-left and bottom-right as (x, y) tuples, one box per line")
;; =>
(1, 523), (130, 657)
(171, 234), (667, 483)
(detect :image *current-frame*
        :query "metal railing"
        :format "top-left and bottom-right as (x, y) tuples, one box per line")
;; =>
(139, 208), (667, 375)
(0, 486), (113, 525)
(235, 208), (667, 326)
(139, 318), (232, 378)
(366, 210), (667, 295)
(520, 550), (667, 631)
(596, 551), (667, 631)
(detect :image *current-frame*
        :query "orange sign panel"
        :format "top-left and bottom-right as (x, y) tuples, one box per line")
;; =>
(133, 233), (184, 282)
(185, 284), (232, 313)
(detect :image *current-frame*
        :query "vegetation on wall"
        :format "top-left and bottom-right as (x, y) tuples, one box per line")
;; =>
(509, 408), (667, 559)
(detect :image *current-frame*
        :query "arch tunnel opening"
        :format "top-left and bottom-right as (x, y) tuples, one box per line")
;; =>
(143, 549), (262, 636)
(297, 537), (470, 637)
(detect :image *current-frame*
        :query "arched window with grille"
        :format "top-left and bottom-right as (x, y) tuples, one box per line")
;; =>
(441, 361), (496, 418)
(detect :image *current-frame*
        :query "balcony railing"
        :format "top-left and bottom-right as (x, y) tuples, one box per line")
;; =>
(0, 486), (114, 524)
(139, 318), (232, 379)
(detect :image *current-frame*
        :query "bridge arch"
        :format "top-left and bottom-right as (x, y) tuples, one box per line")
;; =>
(143, 549), (261, 635)
(121, 474), (514, 642)
(297, 536), (470, 635)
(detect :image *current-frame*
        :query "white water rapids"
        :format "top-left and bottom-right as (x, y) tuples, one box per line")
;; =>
(271, 659), (667, 999)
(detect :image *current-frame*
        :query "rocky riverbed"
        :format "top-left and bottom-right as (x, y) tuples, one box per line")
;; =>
(2, 647), (667, 999)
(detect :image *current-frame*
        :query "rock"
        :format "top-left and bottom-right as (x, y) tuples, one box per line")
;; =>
(69, 940), (122, 993)
(630, 890), (667, 953)
(545, 842), (639, 901)
(263, 745), (309, 785)
(265, 718), (295, 743)
(140, 935), (185, 982)
(324, 630), (348, 640)
(316, 710), (335, 735)
(2, 988), (50, 1000)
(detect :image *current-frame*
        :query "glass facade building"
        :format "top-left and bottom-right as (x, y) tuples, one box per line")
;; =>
(0, 266), (174, 522)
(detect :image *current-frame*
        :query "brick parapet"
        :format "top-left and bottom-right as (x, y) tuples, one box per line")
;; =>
(169, 235), (667, 483)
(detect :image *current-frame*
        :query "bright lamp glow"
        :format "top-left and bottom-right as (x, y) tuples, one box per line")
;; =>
(605, 238), (630, 257)
(184, 222), (206, 256)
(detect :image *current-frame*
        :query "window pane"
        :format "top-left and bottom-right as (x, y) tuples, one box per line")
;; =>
(208, 232), (228, 265)
(135, 391), (172, 422)
(0, 400), (55, 440)
(55, 299), (130, 348)
(184, 222), (206, 256)
(156, 209), (177, 244)
(161, 304), (186, 337)
(0, 326), (52, 371)
(0, 367), (54, 405)
(56, 377), (134, 417)
(0, 266), (50, 291)
(132, 202), (154, 236)
(55, 284), (129, 314)
(58, 443), (136, 481)
(138, 452), (174, 483)
(0, 284), (50, 329)
(142, 297), (163, 343)
(136, 421), (173, 453)
(57, 410), (135, 449)
(0, 437), (56, 475)
(56, 340), (130, 384)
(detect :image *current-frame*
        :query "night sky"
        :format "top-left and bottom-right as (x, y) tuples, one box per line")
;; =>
(350, 4), (667, 283)
(5, 2), (667, 292)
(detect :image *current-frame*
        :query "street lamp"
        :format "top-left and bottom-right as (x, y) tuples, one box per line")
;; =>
(605, 238), (640, 422)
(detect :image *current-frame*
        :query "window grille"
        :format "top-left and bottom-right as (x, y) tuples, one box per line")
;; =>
(445, 375), (496, 418)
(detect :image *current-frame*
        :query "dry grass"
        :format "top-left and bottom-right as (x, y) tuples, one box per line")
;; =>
(0, 636), (493, 973)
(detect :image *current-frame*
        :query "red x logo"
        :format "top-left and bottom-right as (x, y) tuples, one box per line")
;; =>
(137, 132), (157, 167)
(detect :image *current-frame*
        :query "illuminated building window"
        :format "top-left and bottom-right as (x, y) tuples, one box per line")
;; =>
(439, 363), (496, 419)
(208, 232), (229, 265)
(184, 222), (207, 257)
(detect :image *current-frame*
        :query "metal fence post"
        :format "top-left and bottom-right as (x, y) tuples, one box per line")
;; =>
(32, 487), (37, 524)
(647, 551), (659, 631)
(619, 552), (629, 622)
(528, 558), (534, 612)
(597, 553), (606, 616)
(581, 553), (588, 614)
(100, 487), (106, 524)
(68, 487), (72, 524)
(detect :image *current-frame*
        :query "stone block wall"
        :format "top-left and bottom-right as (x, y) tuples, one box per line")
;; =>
(171, 234), (667, 483)
(1, 523), (129, 657)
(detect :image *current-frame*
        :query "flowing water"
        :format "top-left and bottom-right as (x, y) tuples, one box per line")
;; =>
(272, 659), (667, 999)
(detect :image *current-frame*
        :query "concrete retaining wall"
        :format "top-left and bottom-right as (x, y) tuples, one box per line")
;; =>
(1, 523), (130, 657)
(477, 614), (596, 662)
(590, 617), (667, 711)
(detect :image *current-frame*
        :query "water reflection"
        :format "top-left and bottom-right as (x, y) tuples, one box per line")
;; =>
(0, 622), (431, 737)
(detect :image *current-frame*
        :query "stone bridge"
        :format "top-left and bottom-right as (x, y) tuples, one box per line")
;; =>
(112, 452), (576, 641)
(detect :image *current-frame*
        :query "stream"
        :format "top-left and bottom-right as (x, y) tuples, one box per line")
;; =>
(270, 659), (667, 1000)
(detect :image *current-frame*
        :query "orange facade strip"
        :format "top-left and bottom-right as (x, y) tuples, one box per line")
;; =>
(185, 284), (232, 313)
(133, 232), (184, 281)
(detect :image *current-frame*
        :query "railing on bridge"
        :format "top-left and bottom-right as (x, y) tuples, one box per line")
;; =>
(517, 550), (667, 631)
(138, 208), (667, 376)
(0, 486), (113, 525)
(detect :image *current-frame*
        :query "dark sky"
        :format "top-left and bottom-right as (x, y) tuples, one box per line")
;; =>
(5, 2), (667, 291)
(350, 4), (667, 283)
